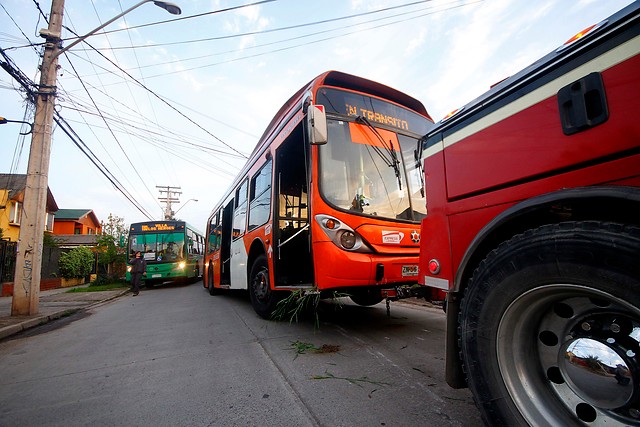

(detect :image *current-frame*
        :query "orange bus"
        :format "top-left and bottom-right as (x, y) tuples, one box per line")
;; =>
(203, 71), (434, 318)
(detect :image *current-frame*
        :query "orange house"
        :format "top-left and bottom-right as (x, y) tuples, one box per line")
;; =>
(53, 209), (102, 235)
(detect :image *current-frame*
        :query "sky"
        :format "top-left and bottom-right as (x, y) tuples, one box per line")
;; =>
(0, 0), (634, 232)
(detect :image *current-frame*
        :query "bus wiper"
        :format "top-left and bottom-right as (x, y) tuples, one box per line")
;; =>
(355, 116), (402, 191)
(415, 135), (426, 197)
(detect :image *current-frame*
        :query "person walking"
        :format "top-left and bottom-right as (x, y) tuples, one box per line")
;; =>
(129, 251), (147, 296)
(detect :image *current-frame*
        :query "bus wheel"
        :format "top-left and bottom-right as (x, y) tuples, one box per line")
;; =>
(460, 222), (640, 426)
(208, 267), (219, 296)
(249, 254), (283, 319)
(349, 288), (383, 306)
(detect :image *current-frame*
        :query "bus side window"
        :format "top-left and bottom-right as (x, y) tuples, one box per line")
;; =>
(248, 158), (273, 231)
(233, 180), (248, 239)
(208, 211), (221, 253)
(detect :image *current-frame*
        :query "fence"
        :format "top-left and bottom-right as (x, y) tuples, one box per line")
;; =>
(0, 240), (17, 283)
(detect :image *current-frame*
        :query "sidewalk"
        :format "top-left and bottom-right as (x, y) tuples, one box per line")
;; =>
(0, 285), (128, 340)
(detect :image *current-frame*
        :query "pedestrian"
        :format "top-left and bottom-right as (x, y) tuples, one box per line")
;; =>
(129, 251), (146, 296)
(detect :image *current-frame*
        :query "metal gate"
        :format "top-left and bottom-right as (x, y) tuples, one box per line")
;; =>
(0, 240), (17, 283)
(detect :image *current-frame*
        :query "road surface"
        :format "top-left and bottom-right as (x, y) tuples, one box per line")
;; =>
(0, 282), (483, 426)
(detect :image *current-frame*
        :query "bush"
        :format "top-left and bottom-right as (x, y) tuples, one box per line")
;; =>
(59, 246), (94, 279)
(90, 273), (125, 287)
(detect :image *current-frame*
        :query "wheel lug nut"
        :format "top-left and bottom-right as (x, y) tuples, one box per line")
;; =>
(581, 322), (592, 331)
(610, 323), (621, 333)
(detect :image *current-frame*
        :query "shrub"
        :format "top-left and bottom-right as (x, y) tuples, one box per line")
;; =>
(90, 272), (124, 287)
(59, 246), (94, 279)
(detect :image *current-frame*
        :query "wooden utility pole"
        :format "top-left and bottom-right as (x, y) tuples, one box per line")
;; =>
(157, 186), (182, 220)
(11, 0), (65, 315)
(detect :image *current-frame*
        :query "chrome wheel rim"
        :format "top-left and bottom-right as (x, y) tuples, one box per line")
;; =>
(497, 284), (640, 426)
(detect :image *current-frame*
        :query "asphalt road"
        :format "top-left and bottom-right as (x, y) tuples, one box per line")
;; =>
(0, 281), (483, 427)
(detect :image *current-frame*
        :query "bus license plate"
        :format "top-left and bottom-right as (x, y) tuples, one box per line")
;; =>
(152, 274), (162, 278)
(402, 265), (418, 276)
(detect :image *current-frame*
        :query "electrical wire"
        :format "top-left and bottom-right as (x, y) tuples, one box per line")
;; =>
(53, 112), (156, 221)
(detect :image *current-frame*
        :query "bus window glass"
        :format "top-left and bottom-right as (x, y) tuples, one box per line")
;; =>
(319, 119), (414, 221)
(129, 231), (185, 261)
(208, 212), (221, 253)
(233, 180), (248, 239)
(399, 134), (426, 220)
(249, 159), (273, 231)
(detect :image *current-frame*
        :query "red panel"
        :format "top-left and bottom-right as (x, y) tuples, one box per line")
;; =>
(445, 54), (640, 200)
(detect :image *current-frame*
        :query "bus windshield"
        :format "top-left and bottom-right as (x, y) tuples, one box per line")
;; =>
(319, 119), (427, 222)
(129, 232), (185, 262)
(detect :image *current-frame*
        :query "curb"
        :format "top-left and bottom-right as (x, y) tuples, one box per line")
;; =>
(0, 289), (129, 341)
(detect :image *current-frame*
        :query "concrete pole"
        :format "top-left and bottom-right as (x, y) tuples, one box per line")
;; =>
(11, 0), (64, 315)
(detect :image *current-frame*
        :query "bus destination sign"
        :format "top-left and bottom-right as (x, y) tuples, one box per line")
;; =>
(130, 221), (183, 233)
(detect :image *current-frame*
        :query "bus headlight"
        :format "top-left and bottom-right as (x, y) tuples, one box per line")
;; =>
(178, 261), (186, 269)
(315, 214), (371, 253)
(339, 231), (357, 249)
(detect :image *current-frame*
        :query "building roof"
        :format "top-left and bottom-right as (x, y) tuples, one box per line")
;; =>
(54, 209), (101, 228)
(0, 173), (59, 211)
(54, 209), (94, 220)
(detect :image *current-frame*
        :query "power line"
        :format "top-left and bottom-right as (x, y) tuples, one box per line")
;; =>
(61, 26), (248, 159)
(95, 0), (452, 51)
(53, 112), (156, 220)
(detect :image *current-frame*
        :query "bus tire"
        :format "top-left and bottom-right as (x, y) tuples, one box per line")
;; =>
(208, 266), (220, 296)
(349, 288), (383, 306)
(249, 254), (283, 319)
(460, 221), (640, 426)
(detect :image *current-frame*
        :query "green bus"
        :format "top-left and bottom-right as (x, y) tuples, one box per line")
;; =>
(126, 220), (204, 286)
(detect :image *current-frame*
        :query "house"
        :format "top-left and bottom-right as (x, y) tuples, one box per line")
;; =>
(53, 209), (102, 236)
(0, 173), (59, 295)
(0, 173), (58, 242)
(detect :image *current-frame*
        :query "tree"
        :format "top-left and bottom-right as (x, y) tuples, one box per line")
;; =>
(97, 213), (128, 277)
(58, 246), (94, 279)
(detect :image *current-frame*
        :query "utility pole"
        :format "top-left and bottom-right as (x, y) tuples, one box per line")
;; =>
(10, 0), (181, 316)
(11, 0), (64, 315)
(157, 185), (181, 220)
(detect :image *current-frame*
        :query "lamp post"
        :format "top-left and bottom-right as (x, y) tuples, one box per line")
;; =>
(0, 117), (33, 135)
(173, 198), (198, 218)
(11, 0), (181, 316)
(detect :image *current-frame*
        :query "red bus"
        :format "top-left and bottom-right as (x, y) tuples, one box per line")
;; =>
(204, 71), (433, 318)
(418, 4), (640, 426)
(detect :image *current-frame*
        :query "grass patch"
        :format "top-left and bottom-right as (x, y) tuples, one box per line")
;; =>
(312, 370), (389, 387)
(291, 340), (320, 355)
(272, 289), (349, 327)
(66, 283), (128, 293)
(289, 340), (341, 360)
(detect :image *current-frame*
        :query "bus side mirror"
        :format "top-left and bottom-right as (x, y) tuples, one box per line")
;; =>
(307, 104), (328, 145)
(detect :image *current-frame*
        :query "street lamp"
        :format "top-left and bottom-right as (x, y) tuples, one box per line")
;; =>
(11, 0), (181, 316)
(0, 117), (33, 135)
(173, 199), (198, 218)
(55, 1), (181, 58)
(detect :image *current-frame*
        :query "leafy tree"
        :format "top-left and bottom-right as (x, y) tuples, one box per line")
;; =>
(97, 213), (128, 277)
(43, 231), (59, 247)
(101, 213), (128, 244)
(59, 246), (94, 279)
